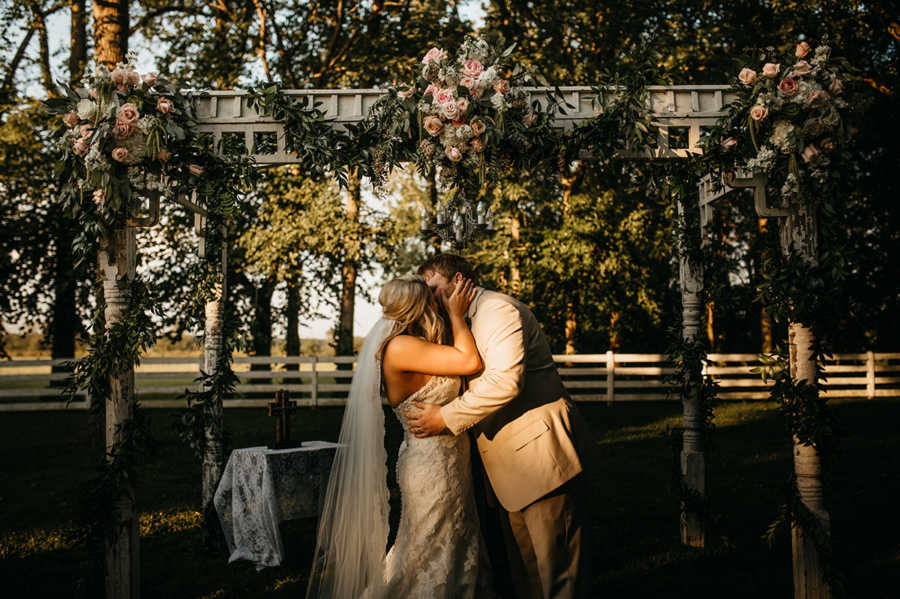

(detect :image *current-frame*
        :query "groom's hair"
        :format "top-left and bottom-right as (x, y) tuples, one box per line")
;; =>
(417, 253), (479, 284)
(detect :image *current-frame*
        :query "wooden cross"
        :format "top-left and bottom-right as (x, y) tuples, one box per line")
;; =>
(267, 390), (297, 443)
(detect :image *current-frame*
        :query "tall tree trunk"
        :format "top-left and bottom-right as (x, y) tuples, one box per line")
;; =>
(509, 213), (521, 296)
(285, 274), (301, 374)
(335, 168), (360, 358)
(759, 217), (774, 353)
(93, 4), (138, 597)
(564, 300), (577, 355)
(609, 311), (621, 351)
(51, 0), (88, 382)
(93, 0), (128, 70)
(250, 277), (275, 385)
(69, 0), (88, 82)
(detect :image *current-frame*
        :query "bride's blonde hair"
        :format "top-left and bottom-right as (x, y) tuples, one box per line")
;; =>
(376, 275), (447, 361)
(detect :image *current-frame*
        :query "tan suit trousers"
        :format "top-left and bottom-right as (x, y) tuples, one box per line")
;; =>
(498, 474), (591, 599)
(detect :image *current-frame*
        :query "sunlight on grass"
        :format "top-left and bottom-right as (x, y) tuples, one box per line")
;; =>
(0, 508), (201, 560)
(270, 575), (305, 591)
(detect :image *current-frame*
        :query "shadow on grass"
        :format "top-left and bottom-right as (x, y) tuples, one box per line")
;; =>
(0, 400), (898, 597)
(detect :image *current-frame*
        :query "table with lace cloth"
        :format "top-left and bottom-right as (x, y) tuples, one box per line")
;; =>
(213, 441), (339, 569)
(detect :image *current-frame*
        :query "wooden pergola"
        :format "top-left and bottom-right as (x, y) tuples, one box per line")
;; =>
(105, 84), (830, 598)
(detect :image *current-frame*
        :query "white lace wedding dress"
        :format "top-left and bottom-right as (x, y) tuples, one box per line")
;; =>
(383, 374), (495, 598)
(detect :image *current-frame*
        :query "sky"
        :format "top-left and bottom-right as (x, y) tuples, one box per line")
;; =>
(16, 1), (486, 341)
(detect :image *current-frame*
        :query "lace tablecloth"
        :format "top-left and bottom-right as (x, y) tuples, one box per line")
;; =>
(214, 441), (339, 568)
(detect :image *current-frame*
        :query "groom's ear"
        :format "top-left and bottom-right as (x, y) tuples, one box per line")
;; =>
(452, 272), (464, 284)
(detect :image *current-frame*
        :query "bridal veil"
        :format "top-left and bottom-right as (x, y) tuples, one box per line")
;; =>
(306, 318), (393, 599)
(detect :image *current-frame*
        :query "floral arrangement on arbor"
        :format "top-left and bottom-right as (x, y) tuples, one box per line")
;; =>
(365, 34), (564, 236)
(46, 54), (209, 227)
(704, 39), (861, 206)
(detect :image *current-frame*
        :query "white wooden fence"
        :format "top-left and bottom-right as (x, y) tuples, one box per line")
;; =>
(1, 352), (898, 411)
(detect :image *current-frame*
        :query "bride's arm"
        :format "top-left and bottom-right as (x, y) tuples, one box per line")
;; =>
(384, 279), (481, 376)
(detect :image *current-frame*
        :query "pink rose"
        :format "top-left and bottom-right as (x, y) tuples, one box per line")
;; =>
(750, 105), (768, 121)
(445, 146), (462, 162)
(113, 120), (135, 139)
(738, 68), (757, 85)
(441, 101), (460, 121)
(470, 138), (484, 153)
(820, 138), (834, 152)
(111, 68), (127, 85)
(423, 115), (444, 136)
(460, 76), (477, 90)
(807, 90), (830, 108)
(72, 139), (88, 156)
(79, 124), (94, 139)
(142, 72), (158, 87)
(188, 164), (204, 176)
(88, 88), (97, 99)
(493, 79), (510, 95)
(156, 97), (174, 114)
(801, 144), (820, 163)
(92, 189), (104, 206)
(456, 97), (469, 113)
(422, 47), (447, 64)
(523, 112), (538, 128)
(470, 119), (485, 136)
(796, 41), (812, 58)
(434, 89), (454, 105)
(762, 63), (780, 79)
(471, 87), (484, 99)
(117, 103), (140, 124)
(462, 59), (485, 79)
(62, 112), (80, 128)
(397, 88), (414, 99)
(721, 137), (738, 151)
(792, 60), (811, 76)
(778, 78), (799, 98)
(157, 149), (172, 162)
(424, 84), (439, 97)
(829, 78), (843, 94)
(126, 70), (140, 86)
(111, 147), (129, 162)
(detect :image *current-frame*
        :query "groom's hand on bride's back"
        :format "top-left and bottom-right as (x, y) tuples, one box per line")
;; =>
(407, 401), (448, 437)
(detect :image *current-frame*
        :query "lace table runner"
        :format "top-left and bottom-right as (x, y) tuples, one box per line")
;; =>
(214, 441), (339, 568)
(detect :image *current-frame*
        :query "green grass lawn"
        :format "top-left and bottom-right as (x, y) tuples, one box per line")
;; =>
(1, 399), (898, 598)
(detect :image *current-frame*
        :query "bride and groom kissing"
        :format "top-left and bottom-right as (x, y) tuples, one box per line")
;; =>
(307, 254), (592, 599)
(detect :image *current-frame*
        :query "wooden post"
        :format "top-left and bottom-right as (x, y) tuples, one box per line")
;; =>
(311, 356), (318, 408)
(98, 226), (140, 599)
(201, 241), (227, 514)
(780, 206), (831, 599)
(866, 351), (875, 399)
(678, 200), (707, 548)
(605, 350), (615, 405)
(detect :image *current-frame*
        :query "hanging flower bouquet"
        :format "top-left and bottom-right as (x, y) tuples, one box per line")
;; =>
(703, 39), (862, 206)
(367, 34), (564, 206)
(46, 53), (206, 223)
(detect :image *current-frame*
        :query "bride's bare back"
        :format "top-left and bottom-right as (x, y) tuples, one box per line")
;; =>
(382, 278), (481, 407)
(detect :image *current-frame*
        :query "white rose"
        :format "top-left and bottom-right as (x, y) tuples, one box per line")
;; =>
(76, 99), (97, 120)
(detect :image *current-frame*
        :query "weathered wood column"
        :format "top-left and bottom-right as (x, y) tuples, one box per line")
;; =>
(98, 226), (140, 599)
(201, 240), (228, 513)
(677, 200), (706, 547)
(779, 206), (831, 599)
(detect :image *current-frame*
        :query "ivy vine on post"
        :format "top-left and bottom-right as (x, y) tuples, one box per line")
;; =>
(701, 38), (871, 598)
(45, 52), (257, 586)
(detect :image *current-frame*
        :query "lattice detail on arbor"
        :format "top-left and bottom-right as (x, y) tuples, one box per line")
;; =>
(193, 85), (737, 165)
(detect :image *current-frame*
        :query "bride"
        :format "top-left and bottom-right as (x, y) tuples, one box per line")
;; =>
(306, 274), (495, 599)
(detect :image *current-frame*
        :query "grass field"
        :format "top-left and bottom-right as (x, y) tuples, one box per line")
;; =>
(1, 399), (898, 598)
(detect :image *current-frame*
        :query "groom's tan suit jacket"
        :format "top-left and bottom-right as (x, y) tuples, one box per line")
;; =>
(440, 289), (590, 512)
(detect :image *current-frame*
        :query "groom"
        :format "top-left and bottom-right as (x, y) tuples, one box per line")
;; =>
(407, 254), (592, 599)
